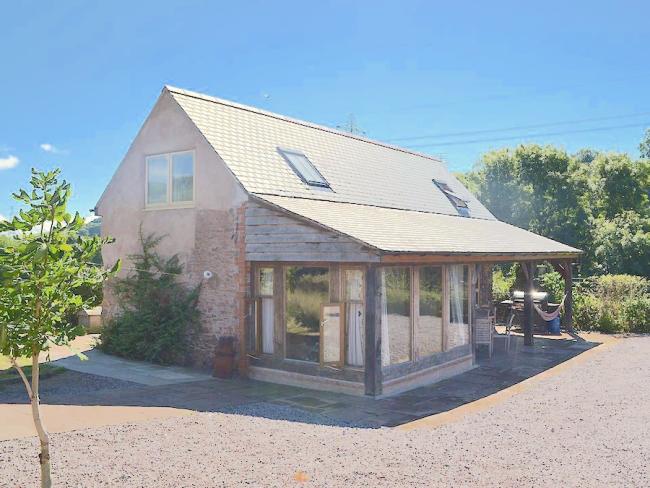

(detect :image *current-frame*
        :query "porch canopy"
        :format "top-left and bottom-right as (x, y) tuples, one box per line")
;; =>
(254, 195), (581, 260)
(254, 194), (582, 349)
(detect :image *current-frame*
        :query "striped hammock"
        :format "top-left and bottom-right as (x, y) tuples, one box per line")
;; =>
(533, 294), (567, 321)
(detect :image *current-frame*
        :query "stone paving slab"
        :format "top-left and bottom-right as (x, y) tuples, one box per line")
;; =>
(5, 334), (603, 430)
(55, 349), (211, 386)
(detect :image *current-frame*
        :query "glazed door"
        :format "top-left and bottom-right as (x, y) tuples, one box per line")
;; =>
(320, 303), (344, 368)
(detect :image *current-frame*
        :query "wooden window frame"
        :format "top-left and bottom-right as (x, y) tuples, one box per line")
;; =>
(144, 149), (196, 209)
(283, 264), (332, 364)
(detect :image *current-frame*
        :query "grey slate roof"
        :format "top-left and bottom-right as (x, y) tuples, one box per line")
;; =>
(255, 195), (581, 255)
(166, 86), (581, 256)
(167, 86), (494, 220)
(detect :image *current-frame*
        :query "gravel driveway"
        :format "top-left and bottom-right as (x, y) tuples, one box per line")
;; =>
(1, 336), (648, 487)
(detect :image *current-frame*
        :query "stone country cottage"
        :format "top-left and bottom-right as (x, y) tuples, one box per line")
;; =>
(96, 86), (580, 396)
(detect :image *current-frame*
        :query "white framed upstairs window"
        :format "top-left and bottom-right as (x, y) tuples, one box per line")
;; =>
(145, 150), (195, 207)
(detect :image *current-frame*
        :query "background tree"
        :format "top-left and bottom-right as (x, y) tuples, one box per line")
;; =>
(461, 139), (649, 276)
(0, 169), (118, 488)
(640, 128), (650, 159)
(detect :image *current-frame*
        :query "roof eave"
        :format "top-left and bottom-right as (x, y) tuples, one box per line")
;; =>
(380, 250), (582, 264)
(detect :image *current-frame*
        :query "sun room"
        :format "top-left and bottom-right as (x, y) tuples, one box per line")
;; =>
(242, 196), (581, 397)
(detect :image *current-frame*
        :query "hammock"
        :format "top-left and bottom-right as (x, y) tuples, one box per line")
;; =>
(533, 294), (567, 321)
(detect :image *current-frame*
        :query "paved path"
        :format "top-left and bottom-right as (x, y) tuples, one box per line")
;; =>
(55, 349), (211, 386)
(1, 335), (647, 487)
(2, 332), (603, 441)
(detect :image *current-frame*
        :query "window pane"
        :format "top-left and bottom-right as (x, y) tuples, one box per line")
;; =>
(447, 264), (470, 349)
(247, 301), (258, 353)
(281, 150), (329, 187)
(344, 269), (363, 302)
(259, 268), (274, 296)
(285, 267), (329, 362)
(344, 269), (364, 367)
(147, 156), (168, 204)
(260, 297), (274, 354)
(256, 268), (275, 354)
(417, 267), (443, 357)
(382, 268), (411, 365)
(172, 152), (194, 202)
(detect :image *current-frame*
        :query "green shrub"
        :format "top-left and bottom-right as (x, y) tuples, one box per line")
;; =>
(539, 271), (565, 303)
(573, 291), (601, 331)
(597, 310), (619, 333)
(99, 232), (200, 365)
(573, 274), (649, 333)
(622, 297), (650, 333)
(594, 274), (648, 297)
(492, 264), (518, 302)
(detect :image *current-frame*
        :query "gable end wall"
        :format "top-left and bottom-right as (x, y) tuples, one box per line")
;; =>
(245, 201), (379, 262)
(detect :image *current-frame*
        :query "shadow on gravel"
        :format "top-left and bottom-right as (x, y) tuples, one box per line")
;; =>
(0, 335), (600, 429)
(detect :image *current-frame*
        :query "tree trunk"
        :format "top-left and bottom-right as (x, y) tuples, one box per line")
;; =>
(31, 354), (52, 488)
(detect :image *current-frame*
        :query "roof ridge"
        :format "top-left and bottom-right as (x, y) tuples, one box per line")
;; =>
(164, 85), (445, 165)
(252, 192), (497, 222)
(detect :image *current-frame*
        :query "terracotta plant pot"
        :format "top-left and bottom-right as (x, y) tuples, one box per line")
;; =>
(213, 336), (236, 379)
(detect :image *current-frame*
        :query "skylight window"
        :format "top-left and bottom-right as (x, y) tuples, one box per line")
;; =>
(433, 179), (470, 217)
(278, 148), (330, 188)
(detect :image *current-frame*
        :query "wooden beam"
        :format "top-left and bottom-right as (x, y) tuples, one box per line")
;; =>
(523, 261), (535, 346)
(364, 265), (382, 396)
(381, 252), (579, 265)
(563, 259), (574, 333)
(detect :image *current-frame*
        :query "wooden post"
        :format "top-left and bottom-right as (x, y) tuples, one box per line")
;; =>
(364, 265), (382, 396)
(523, 261), (535, 346)
(564, 259), (574, 333)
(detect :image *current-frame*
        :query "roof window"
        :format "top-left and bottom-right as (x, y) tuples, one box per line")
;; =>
(278, 148), (330, 188)
(433, 179), (470, 217)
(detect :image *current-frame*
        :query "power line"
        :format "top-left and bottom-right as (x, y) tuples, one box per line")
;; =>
(386, 111), (650, 142)
(405, 121), (650, 148)
(360, 75), (635, 117)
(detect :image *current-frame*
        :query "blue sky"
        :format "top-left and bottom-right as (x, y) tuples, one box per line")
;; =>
(1, 0), (648, 218)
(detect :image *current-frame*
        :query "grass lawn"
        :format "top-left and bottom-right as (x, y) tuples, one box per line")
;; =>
(0, 355), (64, 383)
(0, 355), (31, 371)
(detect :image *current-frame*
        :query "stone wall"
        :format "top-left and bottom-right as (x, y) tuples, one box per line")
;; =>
(187, 204), (247, 369)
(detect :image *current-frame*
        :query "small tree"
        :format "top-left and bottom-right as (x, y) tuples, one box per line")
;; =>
(0, 169), (119, 488)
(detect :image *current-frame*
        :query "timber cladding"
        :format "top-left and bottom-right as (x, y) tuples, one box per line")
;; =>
(244, 201), (379, 263)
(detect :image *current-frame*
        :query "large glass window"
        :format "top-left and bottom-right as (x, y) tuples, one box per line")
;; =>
(146, 151), (194, 206)
(447, 264), (470, 349)
(382, 268), (411, 365)
(417, 266), (443, 357)
(344, 269), (364, 367)
(285, 266), (329, 362)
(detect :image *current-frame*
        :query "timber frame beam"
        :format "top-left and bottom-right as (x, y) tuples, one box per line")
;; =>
(381, 252), (580, 265)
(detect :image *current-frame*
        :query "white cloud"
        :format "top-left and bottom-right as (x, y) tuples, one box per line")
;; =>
(0, 155), (19, 170)
(40, 143), (68, 155)
(0, 214), (6, 221)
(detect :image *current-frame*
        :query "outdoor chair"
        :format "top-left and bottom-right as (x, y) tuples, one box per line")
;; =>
(474, 309), (498, 358)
